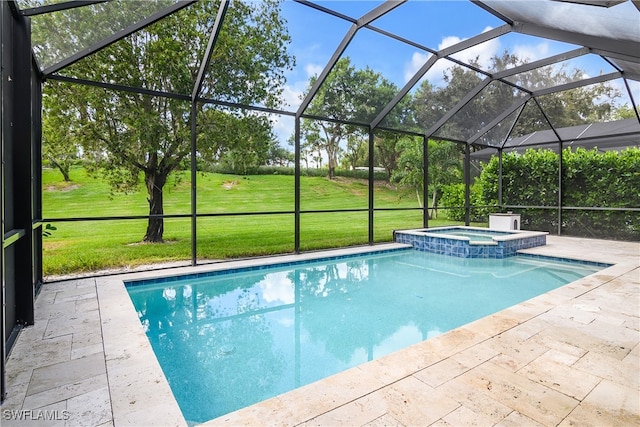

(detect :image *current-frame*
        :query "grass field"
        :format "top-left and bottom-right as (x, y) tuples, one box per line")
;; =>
(43, 167), (468, 276)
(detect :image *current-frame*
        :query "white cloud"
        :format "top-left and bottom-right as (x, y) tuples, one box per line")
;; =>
(439, 35), (463, 51)
(272, 114), (295, 147)
(281, 83), (303, 110)
(372, 323), (423, 359)
(404, 51), (431, 83)
(447, 26), (502, 70)
(403, 52), (466, 88)
(626, 79), (640, 101)
(599, 77), (639, 108)
(257, 272), (295, 304)
(272, 60), (330, 145)
(403, 26), (502, 88)
(270, 78), (307, 145)
(513, 41), (550, 63)
(304, 63), (323, 79)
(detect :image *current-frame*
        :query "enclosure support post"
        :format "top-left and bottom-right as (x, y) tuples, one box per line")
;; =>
(188, 0), (228, 266)
(498, 148), (503, 210)
(423, 135), (429, 228)
(32, 66), (43, 290)
(558, 140), (563, 236)
(294, 117), (301, 253)
(532, 97), (563, 235)
(464, 144), (471, 226)
(368, 128), (374, 244)
(1, 4), (35, 402)
(0, 0), (5, 403)
(190, 102), (197, 266)
(12, 4), (34, 328)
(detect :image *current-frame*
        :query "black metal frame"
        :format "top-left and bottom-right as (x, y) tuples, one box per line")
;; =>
(2, 0), (38, 401)
(2, 0), (639, 403)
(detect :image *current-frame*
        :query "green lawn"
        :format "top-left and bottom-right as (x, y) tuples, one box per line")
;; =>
(42, 167), (468, 275)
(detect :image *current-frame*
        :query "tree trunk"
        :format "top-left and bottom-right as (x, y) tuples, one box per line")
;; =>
(327, 147), (337, 179)
(415, 187), (422, 208)
(431, 188), (438, 219)
(143, 170), (167, 243)
(50, 159), (71, 182)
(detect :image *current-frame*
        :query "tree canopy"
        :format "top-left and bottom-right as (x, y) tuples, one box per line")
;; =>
(413, 50), (621, 144)
(299, 57), (399, 178)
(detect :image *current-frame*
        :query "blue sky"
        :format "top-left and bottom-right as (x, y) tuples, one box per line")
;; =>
(269, 0), (638, 144)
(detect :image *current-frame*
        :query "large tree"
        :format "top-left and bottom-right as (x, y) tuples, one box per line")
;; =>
(43, 0), (294, 242)
(299, 57), (398, 179)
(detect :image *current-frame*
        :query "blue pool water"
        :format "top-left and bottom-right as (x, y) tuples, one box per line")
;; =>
(126, 249), (604, 424)
(427, 230), (498, 241)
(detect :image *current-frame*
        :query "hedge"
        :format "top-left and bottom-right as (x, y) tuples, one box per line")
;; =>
(442, 147), (639, 240)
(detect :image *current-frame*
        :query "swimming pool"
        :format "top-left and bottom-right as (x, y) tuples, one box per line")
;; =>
(125, 248), (604, 424)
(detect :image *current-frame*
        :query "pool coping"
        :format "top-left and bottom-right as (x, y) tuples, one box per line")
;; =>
(395, 226), (548, 243)
(92, 239), (638, 426)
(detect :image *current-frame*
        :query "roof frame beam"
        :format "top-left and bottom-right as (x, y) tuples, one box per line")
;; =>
(424, 77), (493, 138)
(532, 97), (564, 143)
(470, 0), (514, 24)
(192, 0), (229, 101)
(19, 0), (109, 17)
(370, 55), (438, 129)
(450, 71), (623, 146)
(293, 0), (357, 24)
(47, 74), (191, 101)
(294, 25), (357, 117)
(296, 0), (406, 117)
(621, 78), (640, 123)
(533, 71), (622, 97)
(365, 25), (437, 56)
(367, 22), (497, 79)
(439, 24), (511, 57)
(41, 0), (196, 76)
(492, 47), (590, 80)
(589, 49), (640, 65)
(370, 23), (512, 130)
(425, 47), (591, 138)
(498, 102), (527, 149)
(467, 95), (532, 145)
(511, 20), (639, 61)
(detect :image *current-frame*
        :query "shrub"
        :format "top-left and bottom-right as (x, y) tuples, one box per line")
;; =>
(440, 183), (487, 222)
(476, 147), (639, 239)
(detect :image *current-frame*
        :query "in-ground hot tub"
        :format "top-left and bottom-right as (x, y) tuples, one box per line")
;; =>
(394, 226), (547, 258)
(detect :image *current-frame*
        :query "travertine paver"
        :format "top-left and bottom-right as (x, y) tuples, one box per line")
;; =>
(1, 238), (638, 427)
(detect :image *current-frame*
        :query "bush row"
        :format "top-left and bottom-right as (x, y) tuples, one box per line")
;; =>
(440, 148), (639, 240)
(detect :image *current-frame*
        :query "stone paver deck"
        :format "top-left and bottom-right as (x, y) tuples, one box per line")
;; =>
(1, 236), (638, 426)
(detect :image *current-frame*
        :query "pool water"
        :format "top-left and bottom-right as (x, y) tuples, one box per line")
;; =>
(126, 249), (603, 424)
(428, 230), (497, 241)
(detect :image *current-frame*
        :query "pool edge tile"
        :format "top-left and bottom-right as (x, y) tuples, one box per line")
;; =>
(96, 277), (188, 427)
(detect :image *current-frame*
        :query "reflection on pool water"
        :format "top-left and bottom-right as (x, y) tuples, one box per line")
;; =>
(126, 249), (603, 424)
